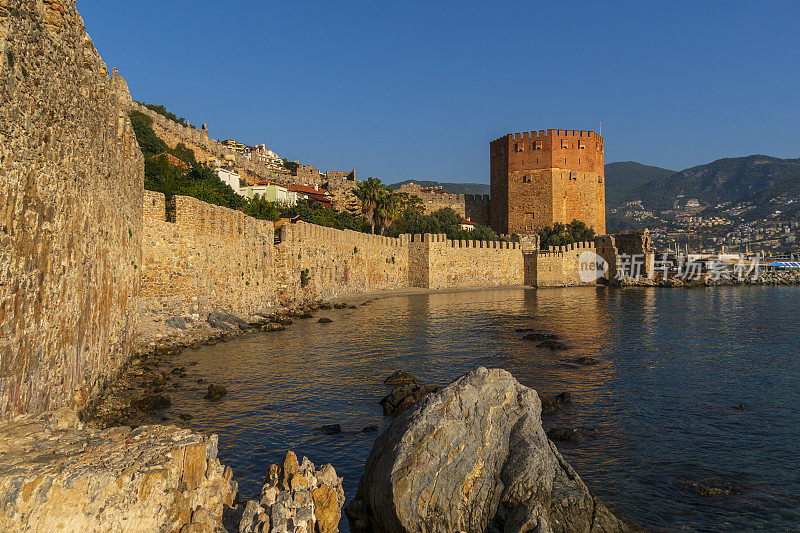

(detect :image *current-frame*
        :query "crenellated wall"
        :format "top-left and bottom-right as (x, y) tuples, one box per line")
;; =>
(409, 234), (524, 289)
(139, 196), (533, 312)
(140, 191), (277, 317)
(276, 222), (410, 304)
(0, 0), (143, 418)
(527, 242), (598, 288)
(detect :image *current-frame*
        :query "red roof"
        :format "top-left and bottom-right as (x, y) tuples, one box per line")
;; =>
(286, 184), (332, 197)
(460, 218), (475, 226)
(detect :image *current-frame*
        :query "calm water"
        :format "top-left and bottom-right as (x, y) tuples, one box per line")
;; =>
(167, 286), (800, 532)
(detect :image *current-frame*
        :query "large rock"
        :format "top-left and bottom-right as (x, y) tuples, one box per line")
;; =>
(0, 410), (236, 532)
(346, 367), (642, 532)
(239, 452), (345, 533)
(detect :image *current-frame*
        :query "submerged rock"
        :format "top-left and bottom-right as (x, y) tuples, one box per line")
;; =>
(679, 478), (739, 496)
(538, 339), (569, 351)
(130, 393), (171, 412)
(383, 370), (418, 386)
(575, 356), (601, 365)
(522, 332), (559, 341)
(537, 391), (571, 415)
(318, 317), (333, 324)
(318, 424), (342, 435)
(346, 367), (641, 532)
(205, 384), (228, 401)
(547, 428), (584, 442)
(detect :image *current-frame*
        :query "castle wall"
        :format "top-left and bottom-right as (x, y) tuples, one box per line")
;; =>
(276, 222), (410, 304)
(409, 235), (524, 289)
(595, 230), (654, 283)
(140, 192), (277, 317)
(491, 130), (605, 235)
(0, 1), (143, 418)
(528, 243), (598, 288)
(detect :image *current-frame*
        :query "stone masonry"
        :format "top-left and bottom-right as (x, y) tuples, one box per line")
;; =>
(0, 0), (143, 419)
(490, 130), (605, 235)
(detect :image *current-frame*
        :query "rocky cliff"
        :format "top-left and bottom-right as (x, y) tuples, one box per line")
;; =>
(346, 367), (642, 532)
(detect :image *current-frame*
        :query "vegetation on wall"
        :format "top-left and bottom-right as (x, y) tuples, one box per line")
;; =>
(135, 101), (192, 128)
(538, 220), (596, 248)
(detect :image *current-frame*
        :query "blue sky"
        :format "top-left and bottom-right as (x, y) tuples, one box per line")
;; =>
(79, 0), (799, 183)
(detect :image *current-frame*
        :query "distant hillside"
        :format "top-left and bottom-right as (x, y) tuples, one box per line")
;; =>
(387, 180), (490, 196)
(633, 155), (800, 212)
(604, 161), (675, 209)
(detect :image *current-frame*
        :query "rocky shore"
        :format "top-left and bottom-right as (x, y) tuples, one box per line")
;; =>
(615, 270), (800, 288)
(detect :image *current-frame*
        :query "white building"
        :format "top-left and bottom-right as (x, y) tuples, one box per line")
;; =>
(214, 167), (244, 194)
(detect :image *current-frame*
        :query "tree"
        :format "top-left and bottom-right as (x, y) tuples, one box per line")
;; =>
(352, 177), (385, 233)
(374, 191), (404, 235)
(538, 219), (595, 248)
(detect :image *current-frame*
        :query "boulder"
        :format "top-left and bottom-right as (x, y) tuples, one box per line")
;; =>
(383, 370), (418, 386)
(318, 318), (333, 324)
(380, 384), (441, 416)
(207, 310), (248, 331)
(0, 415), (236, 532)
(575, 356), (600, 366)
(346, 367), (641, 533)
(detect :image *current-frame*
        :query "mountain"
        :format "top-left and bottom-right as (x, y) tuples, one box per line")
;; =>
(387, 180), (490, 196)
(633, 155), (800, 212)
(604, 161), (675, 209)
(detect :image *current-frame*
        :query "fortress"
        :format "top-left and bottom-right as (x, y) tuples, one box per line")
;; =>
(490, 130), (606, 235)
(0, 0), (634, 423)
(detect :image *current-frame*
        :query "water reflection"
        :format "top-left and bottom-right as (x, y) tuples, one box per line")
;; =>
(166, 286), (800, 531)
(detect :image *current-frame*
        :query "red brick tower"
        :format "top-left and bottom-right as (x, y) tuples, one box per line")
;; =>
(490, 130), (605, 235)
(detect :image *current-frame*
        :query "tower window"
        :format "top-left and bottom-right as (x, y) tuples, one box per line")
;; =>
(523, 174), (533, 183)
(579, 141), (586, 149)
(515, 142), (524, 152)
(533, 140), (543, 150)
(561, 140), (569, 149)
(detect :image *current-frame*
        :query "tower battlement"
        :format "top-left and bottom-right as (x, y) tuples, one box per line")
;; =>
(490, 128), (606, 236)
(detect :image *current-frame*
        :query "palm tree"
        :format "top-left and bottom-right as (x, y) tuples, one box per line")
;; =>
(374, 191), (404, 235)
(352, 177), (384, 233)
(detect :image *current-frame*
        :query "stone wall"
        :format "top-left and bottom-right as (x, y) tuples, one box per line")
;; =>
(276, 221), (410, 304)
(395, 184), (491, 226)
(140, 191), (277, 318)
(595, 230), (654, 282)
(0, 0), (143, 419)
(409, 234), (524, 289)
(527, 242), (598, 287)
